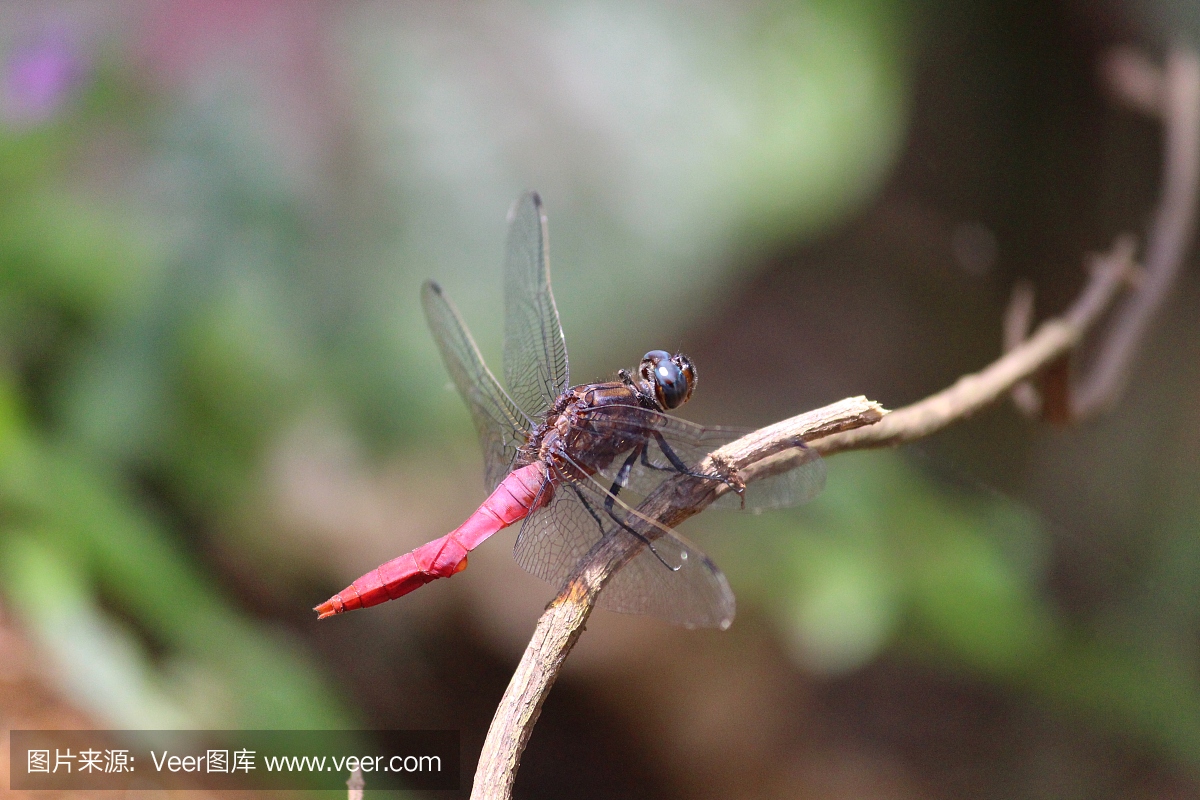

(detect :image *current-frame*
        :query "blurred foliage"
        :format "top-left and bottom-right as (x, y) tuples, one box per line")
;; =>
(0, 72), (349, 728)
(0, 3), (1197, 795)
(708, 450), (1200, 769)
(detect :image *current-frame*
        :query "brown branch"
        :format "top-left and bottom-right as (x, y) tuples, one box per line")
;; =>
(811, 238), (1135, 458)
(468, 44), (1198, 800)
(346, 767), (363, 800)
(1071, 47), (1200, 416)
(470, 397), (885, 800)
(1003, 279), (1043, 416)
(996, 48), (1199, 422)
(1104, 46), (1168, 118)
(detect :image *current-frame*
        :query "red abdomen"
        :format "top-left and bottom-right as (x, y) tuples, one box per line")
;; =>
(315, 463), (548, 618)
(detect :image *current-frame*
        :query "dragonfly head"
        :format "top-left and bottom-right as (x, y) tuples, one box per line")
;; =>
(638, 350), (696, 410)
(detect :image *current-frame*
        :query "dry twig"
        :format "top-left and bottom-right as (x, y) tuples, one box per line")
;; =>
(1009, 47), (1200, 419)
(1071, 48), (1200, 415)
(811, 238), (1135, 461)
(469, 45), (1199, 800)
(1003, 279), (1043, 415)
(346, 767), (363, 800)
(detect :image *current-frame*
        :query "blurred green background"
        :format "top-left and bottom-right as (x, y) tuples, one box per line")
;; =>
(2, 1), (1200, 798)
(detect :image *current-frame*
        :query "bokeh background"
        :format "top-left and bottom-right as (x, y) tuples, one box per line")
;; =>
(3, 1), (1200, 798)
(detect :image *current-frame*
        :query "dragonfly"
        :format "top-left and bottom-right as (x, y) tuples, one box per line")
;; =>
(315, 192), (825, 629)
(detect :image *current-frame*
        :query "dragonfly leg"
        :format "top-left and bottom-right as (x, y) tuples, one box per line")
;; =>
(569, 481), (607, 531)
(639, 443), (696, 475)
(613, 445), (641, 493)
(644, 430), (746, 504)
(617, 368), (653, 406)
(571, 474), (681, 573)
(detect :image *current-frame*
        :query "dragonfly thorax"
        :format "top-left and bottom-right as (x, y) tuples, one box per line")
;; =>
(521, 379), (645, 477)
(522, 351), (697, 476)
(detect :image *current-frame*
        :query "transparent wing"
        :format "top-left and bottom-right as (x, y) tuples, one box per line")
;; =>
(570, 405), (826, 511)
(422, 281), (533, 491)
(513, 462), (735, 629)
(504, 191), (569, 418)
(512, 474), (605, 592)
(598, 525), (734, 630)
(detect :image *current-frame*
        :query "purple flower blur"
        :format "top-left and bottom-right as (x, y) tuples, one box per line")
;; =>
(3, 29), (83, 125)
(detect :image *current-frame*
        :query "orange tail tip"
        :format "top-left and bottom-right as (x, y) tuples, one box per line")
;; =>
(314, 598), (341, 620)
(314, 584), (361, 619)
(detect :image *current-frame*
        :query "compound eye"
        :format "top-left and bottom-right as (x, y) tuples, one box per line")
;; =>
(642, 350), (671, 370)
(674, 355), (696, 404)
(652, 358), (688, 409)
(639, 350), (668, 382)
